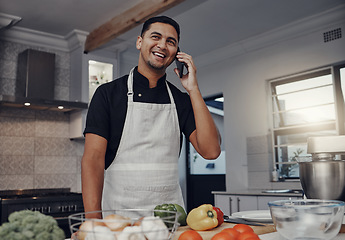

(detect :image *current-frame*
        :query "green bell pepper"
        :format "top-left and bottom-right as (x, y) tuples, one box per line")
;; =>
(154, 203), (187, 226)
(173, 203), (187, 226)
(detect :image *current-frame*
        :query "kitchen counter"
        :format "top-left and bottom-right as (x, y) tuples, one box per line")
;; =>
(260, 232), (345, 240)
(173, 222), (275, 240)
(65, 222), (345, 240)
(175, 223), (345, 239)
(65, 231), (345, 240)
(212, 189), (304, 197)
(213, 189), (304, 214)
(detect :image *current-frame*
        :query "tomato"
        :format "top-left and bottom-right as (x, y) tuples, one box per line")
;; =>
(211, 232), (233, 240)
(238, 232), (260, 240)
(221, 228), (240, 239)
(233, 224), (254, 234)
(178, 230), (203, 240)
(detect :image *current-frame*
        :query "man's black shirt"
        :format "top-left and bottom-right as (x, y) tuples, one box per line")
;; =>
(84, 67), (196, 169)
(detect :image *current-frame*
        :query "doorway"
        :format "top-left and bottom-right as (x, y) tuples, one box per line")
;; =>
(186, 93), (226, 212)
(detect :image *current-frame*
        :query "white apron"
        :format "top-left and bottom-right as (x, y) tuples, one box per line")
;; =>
(102, 68), (184, 213)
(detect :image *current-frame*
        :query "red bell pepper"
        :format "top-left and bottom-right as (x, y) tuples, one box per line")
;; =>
(213, 206), (224, 227)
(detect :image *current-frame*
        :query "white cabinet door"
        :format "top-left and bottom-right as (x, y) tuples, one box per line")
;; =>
(231, 195), (258, 214)
(257, 196), (301, 210)
(214, 194), (230, 216)
(215, 194), (302, 215)
(214, 194), (257, 215)
(69, 52), (117, 139)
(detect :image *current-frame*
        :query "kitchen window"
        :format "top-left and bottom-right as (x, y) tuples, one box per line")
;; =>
(268, 63), (345, 180)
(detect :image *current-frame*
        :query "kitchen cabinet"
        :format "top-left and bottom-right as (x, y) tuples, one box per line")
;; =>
(214, 194), (257, 215)
(69, 50), (117, 139)
(88, 60), (113, 102)
(214, 192), (303, 215)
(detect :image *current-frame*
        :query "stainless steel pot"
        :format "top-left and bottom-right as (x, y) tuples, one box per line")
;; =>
(299, 160), (345, 201)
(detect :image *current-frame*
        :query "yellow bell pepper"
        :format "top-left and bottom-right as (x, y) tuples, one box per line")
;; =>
(186, 204), (218, 231)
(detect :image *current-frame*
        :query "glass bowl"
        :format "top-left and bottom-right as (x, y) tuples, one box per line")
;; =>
(268, 199), (345, 240)
(68, 209), (180, 240)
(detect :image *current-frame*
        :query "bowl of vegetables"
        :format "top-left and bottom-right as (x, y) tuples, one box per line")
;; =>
(68, 209), (181, 240)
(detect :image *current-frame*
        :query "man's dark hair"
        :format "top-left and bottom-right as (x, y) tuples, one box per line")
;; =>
(141, 16), (180, 41)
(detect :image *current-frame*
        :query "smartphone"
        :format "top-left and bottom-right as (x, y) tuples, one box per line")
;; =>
(175, 48), (184, 78)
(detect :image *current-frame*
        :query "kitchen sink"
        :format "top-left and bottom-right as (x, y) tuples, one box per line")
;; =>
(262, 189), (304, 194)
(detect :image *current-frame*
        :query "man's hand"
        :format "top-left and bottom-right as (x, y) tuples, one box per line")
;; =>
(174, 51), (199, 93)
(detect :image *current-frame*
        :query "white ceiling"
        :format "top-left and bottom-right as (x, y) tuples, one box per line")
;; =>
(0, 0), (344, 58)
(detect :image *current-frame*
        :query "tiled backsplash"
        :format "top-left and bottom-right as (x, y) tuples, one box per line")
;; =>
(0, 40), (84, 192)
(247, 134), (302, 190)
(0, 107), (84, 191)
(247, 134), (272, 189)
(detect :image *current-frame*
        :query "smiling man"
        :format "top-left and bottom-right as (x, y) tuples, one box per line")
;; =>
(81, 16), (221, 218)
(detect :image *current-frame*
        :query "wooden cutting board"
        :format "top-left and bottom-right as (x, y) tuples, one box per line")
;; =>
(173, 222), (276, 240)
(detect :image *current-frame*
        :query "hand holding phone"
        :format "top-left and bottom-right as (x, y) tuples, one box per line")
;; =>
(175, 48), (185, 78)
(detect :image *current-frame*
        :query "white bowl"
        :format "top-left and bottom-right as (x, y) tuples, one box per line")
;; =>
(268, 199), (345, 240)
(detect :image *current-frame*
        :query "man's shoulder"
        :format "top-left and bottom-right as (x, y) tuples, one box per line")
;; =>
(97, 75), (128, 92)
(104, 75), (128, 86)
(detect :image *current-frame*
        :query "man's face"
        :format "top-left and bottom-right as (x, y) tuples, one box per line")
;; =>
(136, 22), (179, 71)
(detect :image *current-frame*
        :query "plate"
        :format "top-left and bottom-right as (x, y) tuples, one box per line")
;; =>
(232, 210), (273, 223)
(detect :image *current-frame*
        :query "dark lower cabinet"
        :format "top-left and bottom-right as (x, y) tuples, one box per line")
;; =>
(186, 174), (226, 212)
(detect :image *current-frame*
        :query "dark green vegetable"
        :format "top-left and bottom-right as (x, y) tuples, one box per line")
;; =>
(173, 203), (187, 226)
(154, 204), (177, 217)
(0, 210), (65, 240)
(154, 203), (187, 226)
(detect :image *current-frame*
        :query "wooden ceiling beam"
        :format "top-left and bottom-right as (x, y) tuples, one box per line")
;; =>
(84, 0), (185, 53)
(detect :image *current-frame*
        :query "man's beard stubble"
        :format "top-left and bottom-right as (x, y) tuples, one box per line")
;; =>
(147, 60), (165, 71)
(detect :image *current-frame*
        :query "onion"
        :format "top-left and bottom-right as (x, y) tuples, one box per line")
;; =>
(78, 220), (105, 240)
(103, 214), (131, 231)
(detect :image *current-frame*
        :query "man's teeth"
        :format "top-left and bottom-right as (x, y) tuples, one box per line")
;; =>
(153, 52), (165, 58)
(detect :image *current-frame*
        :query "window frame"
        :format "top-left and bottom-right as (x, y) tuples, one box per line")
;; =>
(268, 63), (345, 180)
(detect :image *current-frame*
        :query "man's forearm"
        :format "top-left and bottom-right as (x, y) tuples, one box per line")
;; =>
(81, 157), (104, 219)
(189, 89), (221, 159)
(175, 51), (221, 159)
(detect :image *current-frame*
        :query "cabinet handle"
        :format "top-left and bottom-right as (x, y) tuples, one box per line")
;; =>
(229, 197), (233, 215)
(237, 197), (240, 212)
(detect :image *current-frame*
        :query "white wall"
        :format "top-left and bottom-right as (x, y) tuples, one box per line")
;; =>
(118, 6), (345, 192)
(193, 6), (345, 191)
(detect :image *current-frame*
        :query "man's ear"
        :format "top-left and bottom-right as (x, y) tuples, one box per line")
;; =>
(136, 36), (142, 50)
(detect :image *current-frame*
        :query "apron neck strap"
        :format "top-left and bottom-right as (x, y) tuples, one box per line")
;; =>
(165, 81), (175, 104)
(127, 68), (135, 101)
(127, 67), (175, 104)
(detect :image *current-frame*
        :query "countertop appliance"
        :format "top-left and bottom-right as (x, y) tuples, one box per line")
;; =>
(299, 135), (345, 201)
(0, 188), (84, 238)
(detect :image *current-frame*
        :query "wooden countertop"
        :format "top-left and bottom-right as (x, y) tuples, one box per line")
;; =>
(174, 223), (345, 240)
(173, 222), (276, 240)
